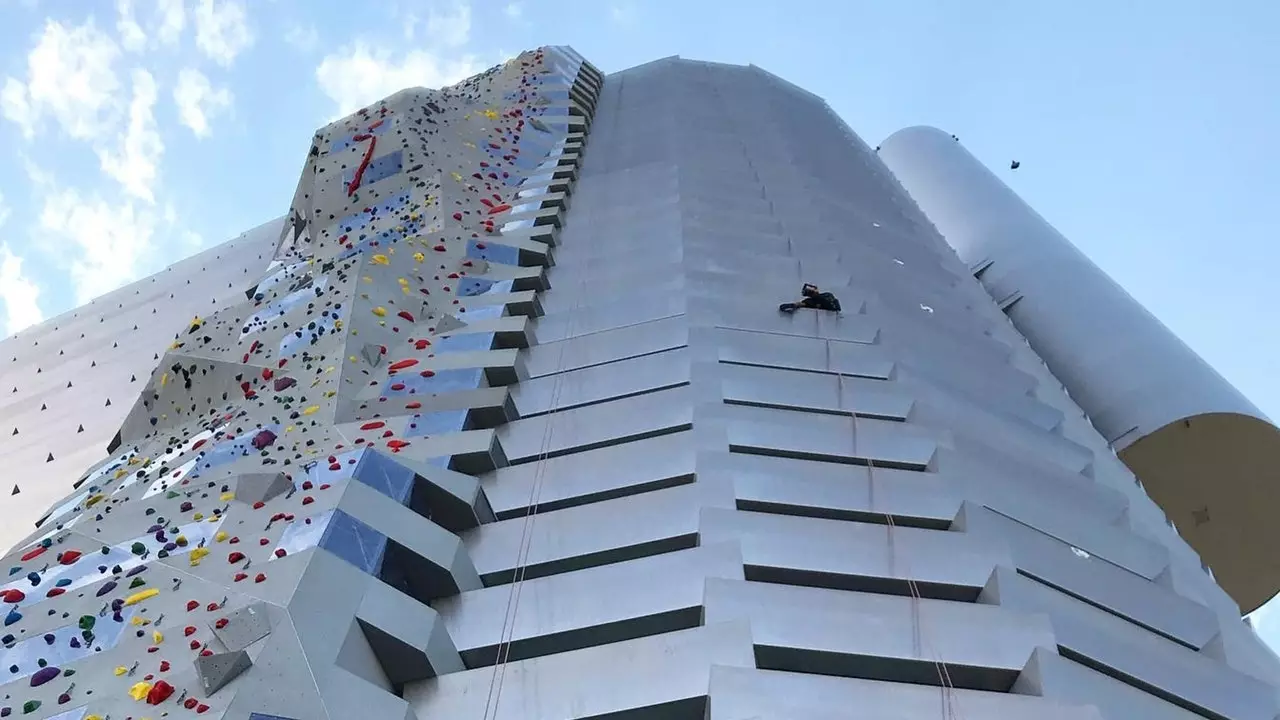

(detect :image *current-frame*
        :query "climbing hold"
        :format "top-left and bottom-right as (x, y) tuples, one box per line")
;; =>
(128, 680), (153, 701)
(28, 666), (59, 687)
(123, 588), (160, 606)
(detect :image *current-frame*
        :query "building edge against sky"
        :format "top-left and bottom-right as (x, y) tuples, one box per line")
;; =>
(878, 126), (1280, 614)
(0, 45), (1276, 719)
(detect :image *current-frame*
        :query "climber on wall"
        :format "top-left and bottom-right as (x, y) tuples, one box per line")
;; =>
(779, 283), (842, 313)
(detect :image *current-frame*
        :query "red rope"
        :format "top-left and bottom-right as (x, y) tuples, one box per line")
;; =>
(347, 133), (377, 196)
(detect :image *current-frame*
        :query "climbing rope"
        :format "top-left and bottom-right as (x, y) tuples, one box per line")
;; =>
(841, 364), (962, 719)
(481, 235), (589, 720)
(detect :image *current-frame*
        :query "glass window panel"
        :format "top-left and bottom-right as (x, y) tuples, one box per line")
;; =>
(352, 451), (414, 505)
(320, 511), (387, 575)
(458, 305), (503, 322)
(307, 448), (366, 487)
(432, 332), (495, 354)
(457, 277), (513, 297)
(405, 410), (468, 439)
(275, 510), (334, 556)
(382, 368), (484, 397)
(466, 239), (520, 266)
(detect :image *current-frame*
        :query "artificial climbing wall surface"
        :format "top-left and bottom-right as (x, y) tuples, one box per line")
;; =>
(0, 46), (597, 719)
(0, 220), (282, 554)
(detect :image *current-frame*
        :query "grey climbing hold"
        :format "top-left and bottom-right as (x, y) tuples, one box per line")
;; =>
(360, 343), (384, 368)
(434, 314), (468, 334)
(210, 601), (273, 652)
(234, 473), (292, 505)
(195, 649), (252, 694)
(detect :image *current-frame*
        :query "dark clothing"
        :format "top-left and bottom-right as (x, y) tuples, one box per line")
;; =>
(779, 292), (841, 313)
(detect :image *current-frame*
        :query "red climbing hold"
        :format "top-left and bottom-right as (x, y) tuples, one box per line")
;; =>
(160, 660), (171, 672)
(487, 204), (511, 215)
(301, 496), (314, 505)
(420, 370), (436, 378)
(20, 546), (45, 562)
(386, 440), (410, 451)
(433, 244), (447, 252)
(233, 573), (247, 582)
(184, 626), (197, 636)
(45, 587), (65, 598)
(360, 421), (385, 431)
(215, 618), (229, 629)
(390, 383), (405, 391)
(388, 359), (418, 372)
(414, 339), (430, 350)
(58, 550), (81, 565)
(452, 213), (463, 221)
(274, 549), (287, 558)
(147, 680), (176, 705)
(1, 589), (25, 603)
(254, 573), (266, 583)
(227, 552), (245, 564)
(397, 310), (415, 323)
(252, 501), (265, 510)
(405, 401), (421, 409)
(186, 600), (199, 612)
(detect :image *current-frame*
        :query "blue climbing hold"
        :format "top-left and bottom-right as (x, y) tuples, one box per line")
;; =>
(3, 610), (21, 626)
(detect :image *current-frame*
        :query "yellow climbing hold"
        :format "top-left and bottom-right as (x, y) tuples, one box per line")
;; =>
(413, 252), (425, 263)
(160, 372), (168, 388)
(124, 588), (160, 606)
(128, 680), (153, 701)
(175, 535), (188, 546)
(220, 491), (235, 502)
(192, 512), (204, 521)
(114, 468), (128, 480)
(372, 306), (387, 317)
(302, 405), (320, 416)
(189, 547), (210, 566)
(152, 629), (164, 644)
(285, 425), (295, 433)
(484, 108), (499, 120)
(86, 715), (104, 720)
(114, 666), (128, 677)
(215, 531), (228, 543)
(371, 254), (390, 265)
(84, 494), (106, 508)
(131, 616), (148, 626)
(451, 172), (463, 183)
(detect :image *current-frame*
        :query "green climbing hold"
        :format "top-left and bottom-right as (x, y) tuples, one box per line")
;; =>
(77, 615), (94, 632)
(22, 699), (40, 714)
(128, 577), (145, 589)
(166, 490), (180, 499)
(130, 542), (146, 556)
(62, 668), (74, 677)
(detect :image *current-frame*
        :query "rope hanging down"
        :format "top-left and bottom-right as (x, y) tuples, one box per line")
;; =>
(482, 275), (589, 720)
(840, 359), (963, 719)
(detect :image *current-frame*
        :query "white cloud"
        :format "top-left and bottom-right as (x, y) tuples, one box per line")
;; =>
(38, 187), (157, 304)
(0, 244), (44, 336)
(193, 0), (253, 66)
(316, 43), (484, 119)
(173, 67), (231, 138)
(426, 2), (471, 47)
(96, 68), (163, 203)
(0, 19), (122, 141)
(155, 0), (186, 45)
(610, 3), (636, 23)
(116, 0), (148, 52)
(504, 2), (523, 19)
(283, 23), (319, 53)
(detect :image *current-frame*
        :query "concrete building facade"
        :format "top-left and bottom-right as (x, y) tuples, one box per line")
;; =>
(0, 46), (1278, 719)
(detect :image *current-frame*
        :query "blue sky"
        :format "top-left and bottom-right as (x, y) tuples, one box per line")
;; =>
(0, 0), (1278, 644)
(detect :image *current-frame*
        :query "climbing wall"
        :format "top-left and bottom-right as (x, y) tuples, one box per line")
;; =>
(0, 46), (600, 719)
(0, 220), (282, 554)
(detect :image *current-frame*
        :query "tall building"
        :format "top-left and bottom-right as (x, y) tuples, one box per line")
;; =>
(0, 46), (1277, 719)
